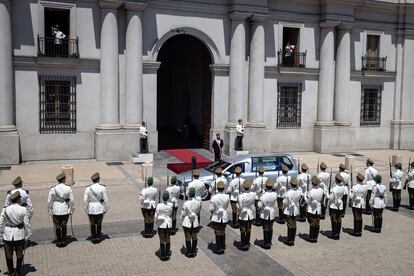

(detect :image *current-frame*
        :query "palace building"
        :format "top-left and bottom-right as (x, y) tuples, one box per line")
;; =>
(0, 0), (413, 164)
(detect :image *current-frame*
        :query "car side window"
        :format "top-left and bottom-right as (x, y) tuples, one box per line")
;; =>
(251, 156), (277, 172)
(227, 163), (245, 174)
(282, 156), (294, 170)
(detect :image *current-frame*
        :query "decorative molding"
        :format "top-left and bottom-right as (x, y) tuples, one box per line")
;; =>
(124, 1), (147, 12)
(99, 0), (122, 10)
(351, 70), (396, 81)
(229, 11), (252, 21)
(143, 61), (161, 74)
(265, 66), (319, 77)
(13, 56), (100, 70)
(210, 64), (230, 76)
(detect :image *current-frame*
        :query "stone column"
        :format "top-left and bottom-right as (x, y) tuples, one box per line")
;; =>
(315, 21), (337, 125)
(97, 1), (122, 130)
(124, 2), (147, 129)
(334, 23), (352, 126)
(0, 0), (14, 132)
(0, 0), (19, 165)
(227, 12), (249, 124)
(247, 15), (267, 126)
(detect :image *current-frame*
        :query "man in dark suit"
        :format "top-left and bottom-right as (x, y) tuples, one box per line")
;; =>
(212, 133), (223, 162)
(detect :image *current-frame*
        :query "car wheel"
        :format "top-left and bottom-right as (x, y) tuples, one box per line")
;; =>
(201, 185), (210, 201)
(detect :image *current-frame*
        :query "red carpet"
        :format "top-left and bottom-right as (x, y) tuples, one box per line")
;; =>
(165, 149), (212, 174)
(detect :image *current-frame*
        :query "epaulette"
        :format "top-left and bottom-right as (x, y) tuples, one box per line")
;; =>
(50, 185), (56, 189)
(7, 190), (11, 194)
(100, 183), (106, 187)
(24, 189), (29, 194)
(86, 184), (92, 187)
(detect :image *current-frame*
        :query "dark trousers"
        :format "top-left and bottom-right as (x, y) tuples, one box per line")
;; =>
(285, 215), (296, 229)
(392, 189), (401, 210)
(183, 226), (199, 242)
(158, 228), (170, 244)
(306, 213), (320, 227)
(285, 215), (297, 244)
(306, 212), (320, 242)
(140, 137), (148, 153)
(4, 239), (25, 274)
(88, 213), (104, 239)
(342, 195), (348, 216)
(142, 208), (155, 223)
(235, 136), (243, 151)
(261, 218), (274, 231)
(329, 208), (342, 238)
(365, 190), (372, 214)
(372, 208), (384, 232)
(212, 221), (227, 236)
(408, 187), (414, 208)
(53, 214), (69, 242)
(352, 207), (363, 235)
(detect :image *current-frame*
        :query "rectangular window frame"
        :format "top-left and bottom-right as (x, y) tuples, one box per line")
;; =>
(277, 83), (302, 129)
(360, 85), (382, 127)
(39, 75), (77, 134)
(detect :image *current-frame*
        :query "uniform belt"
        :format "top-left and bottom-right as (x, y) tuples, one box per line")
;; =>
(55, 199), (69, 203)
(6, 224), (24, 229)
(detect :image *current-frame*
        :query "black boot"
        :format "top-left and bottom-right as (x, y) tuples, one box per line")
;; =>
(160, 243), (166, 261)
(246, 232), (251, 249)
(222, 234), (226, 250)
(191, 239), (198, 257)
(6, 258), (14, 275)
(185, 241), (192, 257)
(397, 199), (401, 211)
(286, 228), (295, 246)
(277, 209), (285, 224)
(353, 219), (358, 236)
(378, 218), (383, 233)
(240, 232), (246, 250)
(409, 198), (414, 209)
(263, 230), (271, 249)
(97, 224), (102, 241)
(321, 207), (326, 219)
(166, 242), (171, 260)
(314, 226), (320, 243)
(61, 226), (68, 246)
(55, 226), (62, 247)
(215, 235), (222, 254)
(331, 222), (338, 240)
(269, 229), (273, 245)
(15, 257), (23, 276)
(337, 221), (342, 239)
(171, 220), (177, 235)
(90, 224), (97, 242)
(149, 223), (155, 237)
(232, 213), (239, 228)
(307, 226), (313, 242)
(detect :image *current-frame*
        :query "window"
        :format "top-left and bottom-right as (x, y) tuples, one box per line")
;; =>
(277, 83), (302, 128)
(39, 76), (76, 133)
(366, 35), (380, 59)
(363, 35), (385, 71)
(251, 156), (294, 172)
(360, 85), (382, 126)
(278, 27), (305, 67)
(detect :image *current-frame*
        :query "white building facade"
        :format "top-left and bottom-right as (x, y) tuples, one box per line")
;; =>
(1, 0), (413, 164)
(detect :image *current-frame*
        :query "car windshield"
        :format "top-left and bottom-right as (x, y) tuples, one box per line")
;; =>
(206, 160), (231, 173)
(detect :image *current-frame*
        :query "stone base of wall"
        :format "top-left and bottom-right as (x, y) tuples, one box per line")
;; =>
(313, 125), (355, 153)
(0, 131), (20, 165)
(95, 129), (140, 161)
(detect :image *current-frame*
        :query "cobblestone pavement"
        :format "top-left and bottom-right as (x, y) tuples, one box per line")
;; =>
(0, 149), (413, 275)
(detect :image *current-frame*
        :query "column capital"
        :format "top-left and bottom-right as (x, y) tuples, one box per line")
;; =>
(338, 22), (354, 31)
(319, 20), (340, 29)
(124, 2), (147, 12)
(99, 0), (122, 10)
(229, 11), (251, 21)
(250, 13), (269, 23)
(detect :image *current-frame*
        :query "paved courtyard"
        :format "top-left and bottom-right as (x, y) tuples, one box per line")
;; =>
(0, 149), (413, 275)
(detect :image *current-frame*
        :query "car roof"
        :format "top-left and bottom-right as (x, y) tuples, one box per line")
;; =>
(222, 153), (293, 164)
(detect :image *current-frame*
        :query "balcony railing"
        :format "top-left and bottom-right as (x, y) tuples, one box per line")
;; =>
(37, 35), (79, 58)
(277, 50), (306, 67)
(362, 56), (386, 71)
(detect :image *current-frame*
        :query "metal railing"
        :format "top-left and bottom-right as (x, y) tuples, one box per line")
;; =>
(277, 50), (306, 67)
(37, 35), (79, 58)
(361, 56), (386, 71)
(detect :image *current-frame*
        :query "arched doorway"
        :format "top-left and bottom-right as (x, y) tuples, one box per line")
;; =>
(157, 34), (212, 150)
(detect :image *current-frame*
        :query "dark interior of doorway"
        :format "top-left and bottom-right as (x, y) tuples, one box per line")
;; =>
(157, 34), (212, 151)
(44, 8), (70, 38)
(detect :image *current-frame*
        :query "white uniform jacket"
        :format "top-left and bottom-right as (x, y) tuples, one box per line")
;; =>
(47, 183), (74, 216)
(407, 169), (414, 189)
(167, 185), (180, 208)
(155, 202), (173, 229)
(364, 166), (378, 190)
(139, 186), (157, 209)
(181, 198), (202, 228)
(317, 172), (330, 196)
(257, 191), (277, 220)
(253, 176), (267, 199)
(340, 172), (350, 195)
(5, 188), (33, 219)
(274, 175), (291, 198)
(370, 184), (387, 209)
(350, 183), (368, 209)
(0, 204), (31, 241)
(209, 176), (228, 194)
(236, 124), (244, 136)
(297, 173), (311, 194)
(209, 192), (230, 223)
(327, 184), (347, 210)
(187, 179), (205, 200)
(227, 177), (245, 201)
(139, 126), (148, 138)
(305, 187), (324, 215)
(84, 183), (108, 215)
(238, 191), (256, 221)
(390, 169), (404, 190)
(283, 188), (302, 216)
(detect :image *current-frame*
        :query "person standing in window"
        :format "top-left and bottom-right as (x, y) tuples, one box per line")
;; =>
(52, 25), (67, 57)
(139, 122), (148, 153)
(235, 119), (244, 151)
(212, 133), (223, 162)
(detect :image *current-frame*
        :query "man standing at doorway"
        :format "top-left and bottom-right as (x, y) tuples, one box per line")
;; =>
(212, 133), (223, 162)
(235, 119), (244, 151)
(140, 122), (148, 153)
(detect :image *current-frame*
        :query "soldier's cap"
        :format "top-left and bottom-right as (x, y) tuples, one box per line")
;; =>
(215, 168), (223, 174)
(91, 172), (100, 181)
(170, 175), (177, 185)
(217, 181), (225, 189)
(265, 179), (273, 188)
(311, 175), (319, 185)
(356, 172), (364, 182)
(189, 187), (196, 198)
(411, 161), (414, 167)
(374, 175), (382, 183)
(367, 158), (374, 165)
(162, 191), (169, 201)
(301, 163), (308, 171)
(193, 170), (200, 177)
(234, 167), (242, 174)
(282, 165), (289, 172)
(320, 162), (327, 170)
(242, 180), (252, 190)
(339, 163), (346, 170)
(9, 191), (21, 201)
(335, 173), (343, 182)
(395, 162), (402, 169)
(56, 172), (66, 182)
(258, 167), (265, 174)
(290, 178), (299, 186)
(12, 176), (23, 186)
(147, 177), (154, 186)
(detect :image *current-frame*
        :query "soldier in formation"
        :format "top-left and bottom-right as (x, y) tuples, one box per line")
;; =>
(338, 164), (350, 217)
(252, 167), (267, 224)
(283, 178), (301, 246)
(406, 161), (414, 209)
(209, 167), (228, 195)
(5, 177), (33, 221)
(209, 181), (229, 254)
(257, 179), (277, 249)
(274, 165), (291, 224)
(227, 166), (244, 228)
(370, 175), (387, 233)
(364, 158), (378, 214)
(327, 174), (346, 240)
(390, 162), (403, 212)
(297, 163), (311, 222)
(181, 187), (202, 257)
(237, 180), (255, 250)
(155, 191), (173, 261)
(317, 162), (330, 219)
(304, 176), (324, 243)
(349, 173), (367, 237)
(140, 177), (157, 238)
(166, 175), (180, 235)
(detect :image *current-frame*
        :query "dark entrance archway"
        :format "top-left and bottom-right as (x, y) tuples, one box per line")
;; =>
(157, 34), (212, 150)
